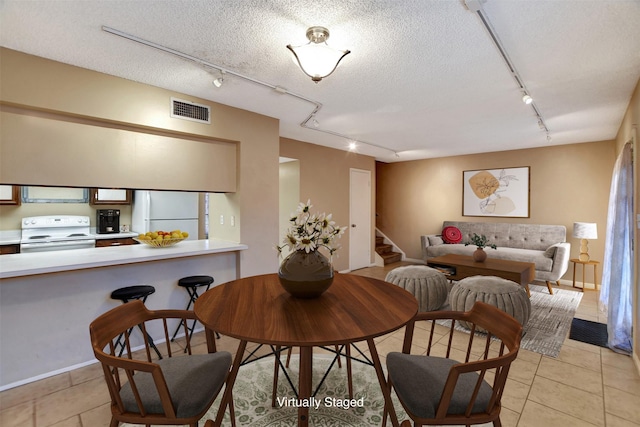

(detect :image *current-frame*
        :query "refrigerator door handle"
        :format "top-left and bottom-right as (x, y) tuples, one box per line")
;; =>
(145, 191), (151, 217)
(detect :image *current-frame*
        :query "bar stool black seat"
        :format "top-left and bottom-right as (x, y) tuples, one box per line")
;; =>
(171, 275), (219, 343)
(110, 285), (156, 302)
(110, 285), (162, 359)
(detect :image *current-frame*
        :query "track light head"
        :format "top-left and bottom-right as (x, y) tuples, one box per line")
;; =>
(522, 94), (533, 104)
(213, 71), (225, 88)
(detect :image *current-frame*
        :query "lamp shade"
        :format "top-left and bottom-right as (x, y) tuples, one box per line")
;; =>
(573, 222), (597, 239)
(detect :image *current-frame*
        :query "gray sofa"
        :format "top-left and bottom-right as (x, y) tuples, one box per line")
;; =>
(421, 221), (571, 294)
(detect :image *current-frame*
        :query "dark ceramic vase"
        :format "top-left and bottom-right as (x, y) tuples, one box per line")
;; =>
(473, 247), (487, 262)
(278, 250), (334, 298)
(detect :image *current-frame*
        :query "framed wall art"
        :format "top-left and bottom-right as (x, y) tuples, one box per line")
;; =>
(462, 166), (530, 217)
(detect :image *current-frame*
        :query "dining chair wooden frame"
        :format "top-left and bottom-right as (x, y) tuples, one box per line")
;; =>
(90, 300), (235, 427)
(385, 301), (522, 427)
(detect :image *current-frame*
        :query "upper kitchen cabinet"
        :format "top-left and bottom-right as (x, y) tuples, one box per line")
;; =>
(0, 185), (21, 205)
(90, 188), (132, 205)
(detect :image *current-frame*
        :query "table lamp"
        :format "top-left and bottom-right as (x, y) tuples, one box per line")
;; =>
(573, 222), (597, 262)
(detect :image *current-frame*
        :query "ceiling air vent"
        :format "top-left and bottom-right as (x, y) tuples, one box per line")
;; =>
(170, 98), (211, 124)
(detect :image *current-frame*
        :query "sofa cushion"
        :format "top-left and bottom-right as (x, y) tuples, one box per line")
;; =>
(544, 244), (558, 258)
(428, 235), (444, 246)
(442, 226), (463, 244)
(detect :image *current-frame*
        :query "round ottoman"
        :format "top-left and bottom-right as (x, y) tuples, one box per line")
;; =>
(385, 265), (449, 312)
(449, 276), (531, 330)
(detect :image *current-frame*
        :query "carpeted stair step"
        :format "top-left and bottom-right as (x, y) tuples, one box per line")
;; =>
(375, 236), (402, 264)
(375, 243), (393, 254)
(379, 251), (402, 264)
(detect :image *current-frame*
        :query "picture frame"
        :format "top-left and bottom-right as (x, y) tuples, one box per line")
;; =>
(462, 166), (530, 217)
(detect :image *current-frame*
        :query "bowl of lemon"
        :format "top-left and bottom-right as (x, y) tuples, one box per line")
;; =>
(134, 230), (189, 248)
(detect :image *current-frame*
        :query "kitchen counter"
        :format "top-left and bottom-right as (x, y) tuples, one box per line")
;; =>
(0, 238), (248, 279)
(0, 238), (248, 389)
(0, 230), (21, 245)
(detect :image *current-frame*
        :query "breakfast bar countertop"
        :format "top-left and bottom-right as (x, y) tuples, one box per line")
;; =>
(0, 239), (248, 279)
(0, 230), (21, 245)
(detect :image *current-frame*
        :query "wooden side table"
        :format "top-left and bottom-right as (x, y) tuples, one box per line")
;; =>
(571, 258), (600, 291)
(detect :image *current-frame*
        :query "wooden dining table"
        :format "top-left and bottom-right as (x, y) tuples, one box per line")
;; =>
(194, 272), (418, 427)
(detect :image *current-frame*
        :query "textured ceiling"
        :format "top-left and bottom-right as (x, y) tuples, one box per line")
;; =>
(1, 0), (639, 162)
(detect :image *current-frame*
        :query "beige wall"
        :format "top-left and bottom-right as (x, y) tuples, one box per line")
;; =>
(280, 138), (377, 272)
(278, 160), (301, 260)
(376, 140), (616, 284)
(615, 77), (639, 370)
(0, 48), (279, 276)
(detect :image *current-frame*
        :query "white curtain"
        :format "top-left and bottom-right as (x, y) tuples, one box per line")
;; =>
(599, 142), (634, 355)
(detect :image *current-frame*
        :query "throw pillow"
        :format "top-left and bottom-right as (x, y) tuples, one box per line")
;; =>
(428, 236), (444, 246)
(544, 244), (558, 258)
(441, 226), (462, 244)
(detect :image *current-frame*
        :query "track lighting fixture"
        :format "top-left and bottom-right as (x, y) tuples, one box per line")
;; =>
(348, 141), (357, 151)
(464, 3), (552, 139)
(103, 26), (398, 157)
(287, 26), (350, 83)
(212, 71), (225, 88)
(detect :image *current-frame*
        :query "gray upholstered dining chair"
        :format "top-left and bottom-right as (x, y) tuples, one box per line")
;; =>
(90, 300), (235, 427)
(384, 301), (522, 427)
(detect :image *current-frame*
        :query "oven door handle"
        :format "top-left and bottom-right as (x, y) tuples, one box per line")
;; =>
(21, 239), (96, 249)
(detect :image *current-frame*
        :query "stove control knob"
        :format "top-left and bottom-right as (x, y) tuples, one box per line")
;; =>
(23, 219), (29, 225)
(31, 219), (37, 225)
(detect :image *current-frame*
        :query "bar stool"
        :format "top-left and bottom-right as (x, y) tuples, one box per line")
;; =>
(109, 285), (162, 359)
(171, 275), (219, 343)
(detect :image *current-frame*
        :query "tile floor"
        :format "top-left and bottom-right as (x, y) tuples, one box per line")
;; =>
(1, 262), (639, 427)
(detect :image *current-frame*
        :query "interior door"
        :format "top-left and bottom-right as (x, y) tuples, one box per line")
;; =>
(349, 169), (372, 271)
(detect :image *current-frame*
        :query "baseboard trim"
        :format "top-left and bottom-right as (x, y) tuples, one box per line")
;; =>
(0, 359), (100, 392)
(0, 329), (198, 391)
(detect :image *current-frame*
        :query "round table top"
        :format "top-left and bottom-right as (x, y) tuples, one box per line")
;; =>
(194, 272), (418, 346)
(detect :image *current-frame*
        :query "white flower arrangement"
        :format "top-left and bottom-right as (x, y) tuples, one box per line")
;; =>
(276, 200), (347, 256)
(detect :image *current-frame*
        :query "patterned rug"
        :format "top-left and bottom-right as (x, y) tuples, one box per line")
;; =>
(123, 355), (407, 426)
(522, 284), (583, 357)
(438, 283), (583, 358)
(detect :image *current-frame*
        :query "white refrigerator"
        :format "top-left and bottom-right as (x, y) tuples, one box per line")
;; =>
(132, 191), (199, 240)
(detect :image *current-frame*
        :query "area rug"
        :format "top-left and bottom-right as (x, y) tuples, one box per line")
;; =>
(439, 284), (583, 358)
(569, 317), (609, 348)
(122, 355), (407, 426)
(519, 284), (583, 357)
